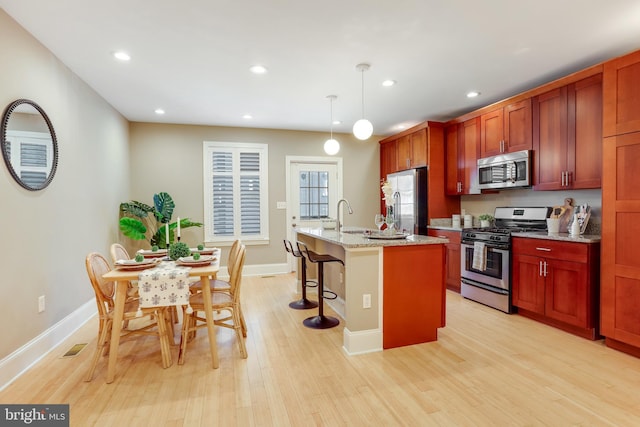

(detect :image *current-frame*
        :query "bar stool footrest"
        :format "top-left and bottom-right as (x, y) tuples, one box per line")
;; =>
(322, 290), (337, 300)
(304, 280), (318, 288)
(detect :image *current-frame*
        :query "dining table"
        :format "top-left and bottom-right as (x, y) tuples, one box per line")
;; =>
(101, 250), (221, 383)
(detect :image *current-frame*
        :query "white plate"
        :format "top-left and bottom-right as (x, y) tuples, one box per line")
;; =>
(189, 247), (216, 255)
(116, 258), (157, 266)
(178, 255), (215, 263)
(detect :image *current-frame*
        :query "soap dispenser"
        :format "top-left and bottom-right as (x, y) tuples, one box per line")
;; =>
(570, 213), (581, 237)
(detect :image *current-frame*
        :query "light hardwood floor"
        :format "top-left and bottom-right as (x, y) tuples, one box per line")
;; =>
(2, 273), (640, 426)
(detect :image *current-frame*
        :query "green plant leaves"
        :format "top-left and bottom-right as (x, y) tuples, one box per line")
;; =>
(120, 200), (154, 219)
(119, 217), (147, 240)
(153, 192), (175, 223)
(119, 192), (202, 248)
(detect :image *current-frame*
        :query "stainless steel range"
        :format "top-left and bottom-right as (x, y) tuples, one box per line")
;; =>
(460, 207), (551, 313)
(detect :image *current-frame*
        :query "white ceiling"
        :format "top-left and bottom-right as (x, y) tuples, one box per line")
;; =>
(3, 1), (640, 137)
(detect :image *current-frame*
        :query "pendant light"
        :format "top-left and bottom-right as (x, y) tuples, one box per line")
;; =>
(352, 63), (373, 140)
(324, 95), (340, 155)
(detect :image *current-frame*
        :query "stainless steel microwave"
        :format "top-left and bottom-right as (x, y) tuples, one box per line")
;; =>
(477, 149), (531, 190)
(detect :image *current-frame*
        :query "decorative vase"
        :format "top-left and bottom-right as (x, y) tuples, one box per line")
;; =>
(480, 220), (490, 228)
(385, 205), (395, 234)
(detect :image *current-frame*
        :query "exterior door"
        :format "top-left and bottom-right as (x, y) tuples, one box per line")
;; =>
(286, 157), (342, 271)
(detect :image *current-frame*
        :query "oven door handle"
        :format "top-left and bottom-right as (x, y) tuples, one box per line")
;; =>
(462, 242), (509, 251)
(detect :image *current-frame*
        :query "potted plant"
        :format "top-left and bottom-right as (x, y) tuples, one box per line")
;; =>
(478, 214), (494, 228)
(118, 192), (202, 249)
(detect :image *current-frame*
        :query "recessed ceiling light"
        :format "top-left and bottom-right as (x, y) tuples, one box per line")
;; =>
(332, 120), (341, 125)
(250, 65), (267, 74)
(113, 51), (131, 61)
(466, 91), (480, 98)
(154, 109), (165, 115)
(242, 114), (253, 119)
(396, 124), (407, 130)
(382, 80), (396, 87)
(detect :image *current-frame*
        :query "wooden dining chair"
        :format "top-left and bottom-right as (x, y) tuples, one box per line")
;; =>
(190, 240), (246, 336)
(178, 243), (247, 364)
(84, 252), (173, 381)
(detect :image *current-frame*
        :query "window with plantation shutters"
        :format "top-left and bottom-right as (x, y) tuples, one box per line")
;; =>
(5, 131), (53, 189)
(203, 142), (269, 245)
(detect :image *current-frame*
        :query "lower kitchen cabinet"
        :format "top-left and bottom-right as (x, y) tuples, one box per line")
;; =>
(511, 237), (600, 339)
(427, 229), (461, 293)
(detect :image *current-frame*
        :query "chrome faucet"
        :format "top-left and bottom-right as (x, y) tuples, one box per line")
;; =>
(336, 198), (353, 232)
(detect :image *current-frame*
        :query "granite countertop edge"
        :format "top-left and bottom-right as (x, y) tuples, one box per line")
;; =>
(511, 231), (601, 243)
(295, 227), (448, 248)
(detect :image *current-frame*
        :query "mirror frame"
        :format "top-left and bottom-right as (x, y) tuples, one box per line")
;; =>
(1, 99), (59, 191)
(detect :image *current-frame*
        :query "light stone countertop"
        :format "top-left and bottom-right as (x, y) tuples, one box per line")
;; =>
(511, 231), (601, 243)
(428, 225), (463, 232)
(295, 227), (448, 248)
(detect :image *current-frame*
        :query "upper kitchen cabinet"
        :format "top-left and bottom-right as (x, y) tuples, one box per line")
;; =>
(480, 99), (532, 158)
(380, 122), (459, 220)
(396, 128), (427, 170)
(532, 74), (602, 190)
(446, 117), (480, 195)
(603, 49), (640, 137)
(380, 138), (398, 179)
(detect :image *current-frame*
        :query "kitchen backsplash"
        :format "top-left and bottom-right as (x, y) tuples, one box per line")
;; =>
(458, 188), (602, 235)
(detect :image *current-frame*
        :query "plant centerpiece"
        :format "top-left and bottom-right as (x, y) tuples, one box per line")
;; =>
(168, 241), (191, 260)
(118, 192), (203, 249)
(380, 179), (395, 233)
(478, 213), (494, 228)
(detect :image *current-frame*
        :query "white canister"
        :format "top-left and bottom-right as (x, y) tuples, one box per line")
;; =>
(452, 214), (461, 229)
(464, 214), (473, 228)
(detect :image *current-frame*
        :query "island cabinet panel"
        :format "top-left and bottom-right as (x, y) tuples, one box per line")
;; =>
(603, 49), (640, 137)
(480, 99), (532, 158)
(511, 237), (599, 340)
(601, 131), (640, 356)
(427, 229), (461, 292)
(382, 244), (445, 349)
(533, 74), (602, 190)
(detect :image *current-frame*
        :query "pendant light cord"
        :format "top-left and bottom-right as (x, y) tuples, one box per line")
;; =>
(330, 96), (334, 139)
(360, 69), (365, 119)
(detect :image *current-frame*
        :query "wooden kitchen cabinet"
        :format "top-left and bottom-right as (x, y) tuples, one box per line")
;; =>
(445, 117), (480, 195)
(427, 229), (461, 292)
(380, 139), (398, 177)
(601, 131), (640, 356)
(533, 74), (602, 190)
(380, 122), (459, 222)
(512, 237), (599, 340)
(396, 128), (427, 170)
(480, 99), (532, 158)
(603, 49), (640, 137)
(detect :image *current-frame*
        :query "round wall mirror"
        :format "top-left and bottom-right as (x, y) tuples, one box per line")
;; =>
(1, 99), (58, 191)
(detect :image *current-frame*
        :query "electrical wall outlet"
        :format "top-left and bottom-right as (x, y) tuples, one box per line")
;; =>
(362, 293), (371, 309)
(38, 295), (45, 313)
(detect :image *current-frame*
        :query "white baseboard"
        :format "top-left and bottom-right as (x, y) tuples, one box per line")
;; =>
(0, 262), (288, 391)
(0, 299), (97, 391)
(342, 327), (383, 355)
(242, 262), (289, 277)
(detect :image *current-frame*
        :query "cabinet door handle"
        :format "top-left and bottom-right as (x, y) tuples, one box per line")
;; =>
(543, 261), (548, 277)
(535, 247), (552, 252)
(561, 171), (565, 186)
(539, 260), (543, 276)
(406, 159), (410, 168)
(566, 170), (571, 186)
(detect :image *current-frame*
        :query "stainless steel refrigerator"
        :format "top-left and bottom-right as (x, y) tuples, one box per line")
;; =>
(386, 167), (428, 235)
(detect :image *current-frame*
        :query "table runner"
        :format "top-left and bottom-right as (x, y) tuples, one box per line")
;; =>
(136, 261), (192, 315)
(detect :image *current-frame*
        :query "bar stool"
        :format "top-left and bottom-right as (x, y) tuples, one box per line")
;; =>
(283, 240), (318, 310)
(296, 242), (342, 329)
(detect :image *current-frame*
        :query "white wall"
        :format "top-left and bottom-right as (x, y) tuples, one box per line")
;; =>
(0, 10), (130, 361)
(127, 122), (381, 267)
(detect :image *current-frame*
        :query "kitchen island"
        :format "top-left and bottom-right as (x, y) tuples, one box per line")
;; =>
(295, 227), (448, 354)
